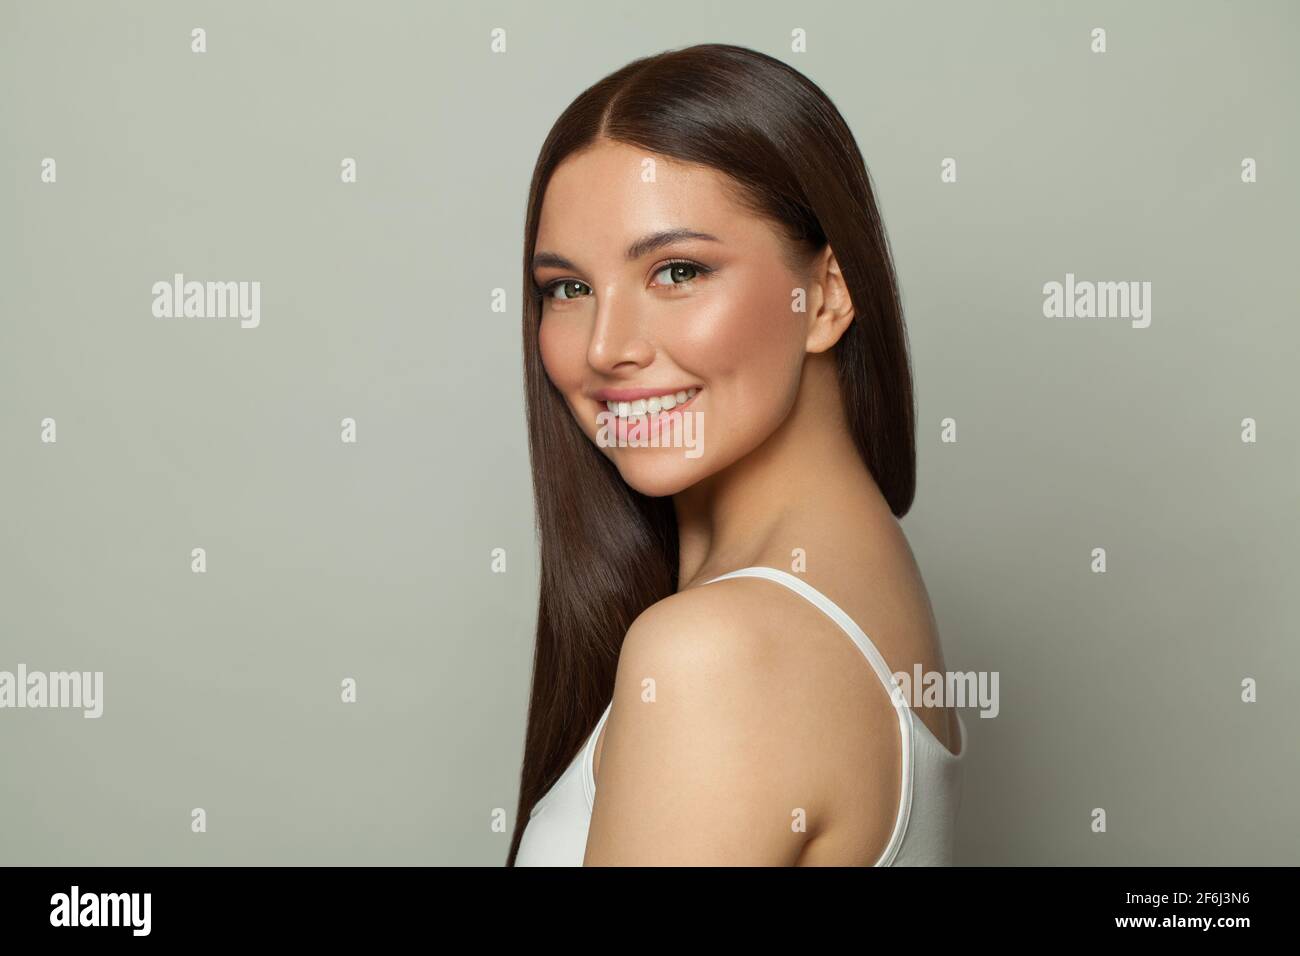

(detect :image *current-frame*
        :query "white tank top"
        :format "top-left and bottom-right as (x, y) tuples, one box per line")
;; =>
(514, 565), (966, 866)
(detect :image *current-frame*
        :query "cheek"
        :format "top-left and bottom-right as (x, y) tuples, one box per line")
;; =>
(679, 272), (805, 412)
(537, 315), (587, 395)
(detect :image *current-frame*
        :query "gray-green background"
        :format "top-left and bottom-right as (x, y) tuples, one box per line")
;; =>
(2, 0), (1296, 865)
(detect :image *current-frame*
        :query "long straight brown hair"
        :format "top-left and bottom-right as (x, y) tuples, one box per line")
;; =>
(508, 43), (915, 865)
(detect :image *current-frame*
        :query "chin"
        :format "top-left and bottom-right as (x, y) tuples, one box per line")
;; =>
(610, 452), (711, 498)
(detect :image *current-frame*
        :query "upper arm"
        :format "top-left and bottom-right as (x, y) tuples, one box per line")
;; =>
(582, 587), (818, 866)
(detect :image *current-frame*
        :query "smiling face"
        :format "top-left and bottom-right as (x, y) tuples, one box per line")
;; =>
(533, 139), (818, 497)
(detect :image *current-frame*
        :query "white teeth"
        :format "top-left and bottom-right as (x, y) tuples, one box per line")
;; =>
(602, 388), (699, 419)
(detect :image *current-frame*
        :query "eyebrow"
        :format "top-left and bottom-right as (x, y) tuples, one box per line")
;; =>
(531, 228), (720, 273)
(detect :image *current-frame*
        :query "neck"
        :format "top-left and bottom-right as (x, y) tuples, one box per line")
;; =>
(672, 351), (887, 590)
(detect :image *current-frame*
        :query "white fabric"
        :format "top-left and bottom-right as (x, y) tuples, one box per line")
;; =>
(515, 566), (965, 866)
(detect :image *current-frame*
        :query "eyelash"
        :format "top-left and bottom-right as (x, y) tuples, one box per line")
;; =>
(537, 258), (714, 301)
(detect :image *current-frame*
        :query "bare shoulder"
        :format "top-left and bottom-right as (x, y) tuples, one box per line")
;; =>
(582, 582), (833, 864)
(617, 579), (779, 680)
(608, 580), (802, 761)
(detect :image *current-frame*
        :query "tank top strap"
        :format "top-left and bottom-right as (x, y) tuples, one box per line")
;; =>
(701, 564), (915, 866)
(702, 566), (906, 704)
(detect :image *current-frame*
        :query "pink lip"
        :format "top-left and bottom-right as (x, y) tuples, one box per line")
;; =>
(592, 385), (703, 402)
(603, 387), (702, 444)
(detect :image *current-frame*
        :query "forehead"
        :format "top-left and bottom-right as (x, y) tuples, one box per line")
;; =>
(536, 140), (758, 250)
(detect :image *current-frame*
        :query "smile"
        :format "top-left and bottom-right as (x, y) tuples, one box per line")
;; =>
(602, 387), (700, 420)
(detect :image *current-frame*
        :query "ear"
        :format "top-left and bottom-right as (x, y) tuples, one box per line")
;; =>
(804, 244), (856, 354)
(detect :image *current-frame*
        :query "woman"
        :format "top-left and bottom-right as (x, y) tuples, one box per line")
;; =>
(509, 43), (965, 866)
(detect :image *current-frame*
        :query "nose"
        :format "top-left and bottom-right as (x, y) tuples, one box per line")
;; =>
(585, 282), (655, 375)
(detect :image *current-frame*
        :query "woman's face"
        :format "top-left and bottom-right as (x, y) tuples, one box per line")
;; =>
(534, 139), (812, 498)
